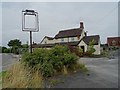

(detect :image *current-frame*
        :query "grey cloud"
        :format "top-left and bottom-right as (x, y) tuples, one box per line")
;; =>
(2, 2), (118, 47)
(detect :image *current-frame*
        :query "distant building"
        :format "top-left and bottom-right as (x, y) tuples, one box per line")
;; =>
(107, 37), (120, 50)
(33, 22), (101, 55)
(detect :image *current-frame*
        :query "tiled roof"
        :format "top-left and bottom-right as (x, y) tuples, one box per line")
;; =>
(56, 41), (79, 46)
(55, 28), (83, 39)
(33, 43), (55, 48)
(45, 36), (54, 40)
(33, 41), (80, 48)
(82, 35), (100, 45)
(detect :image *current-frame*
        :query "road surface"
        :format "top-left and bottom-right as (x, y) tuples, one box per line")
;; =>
(0, 53), (19, 71)
(53, 51), (119, 88)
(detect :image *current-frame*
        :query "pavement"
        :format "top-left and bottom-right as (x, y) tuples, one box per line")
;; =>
(52, 50), (119, 88)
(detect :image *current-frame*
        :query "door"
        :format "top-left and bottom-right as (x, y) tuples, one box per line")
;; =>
(81, 46), (85, 52)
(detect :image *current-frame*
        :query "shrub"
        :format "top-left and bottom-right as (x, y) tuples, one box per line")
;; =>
(50, 45), (78, 71)
(38, 62), (54, 77)
(67, 45), (82, 57)
(84, 51), (92, 57)
(22, 45), (79, 77)
(88, 46), (96, 54)
(68, 62), (88, 73)
(63, 52), (78, 66)
(85, 39), (96, 56)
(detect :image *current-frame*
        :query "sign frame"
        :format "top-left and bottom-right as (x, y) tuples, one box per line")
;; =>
(22, 10), (39, 32)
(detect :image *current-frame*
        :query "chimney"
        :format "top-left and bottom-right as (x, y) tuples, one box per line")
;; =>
(80, 22), (84, 29)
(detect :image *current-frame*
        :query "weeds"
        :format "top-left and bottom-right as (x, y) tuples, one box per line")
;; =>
(2, 62), (43, 88)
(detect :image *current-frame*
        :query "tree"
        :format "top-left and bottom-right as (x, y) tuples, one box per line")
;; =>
(87, 39), (96, 54)
(8, 39), (21, 47)
(8, 39), (22, 54)
(0, 46), (11, 53)
(2, 47), (7, 53)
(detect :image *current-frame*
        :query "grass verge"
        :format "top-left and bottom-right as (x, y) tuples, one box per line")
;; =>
(2, 62), (43, 88)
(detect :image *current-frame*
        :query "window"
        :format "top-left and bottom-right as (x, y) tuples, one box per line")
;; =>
(61, 38), (64, 42)
(44, 41), (47, 44)
(71, 37), (74, 41)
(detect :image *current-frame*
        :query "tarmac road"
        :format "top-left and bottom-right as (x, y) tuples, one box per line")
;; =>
(53, 51), (119, 88)
(0, 53), (19, 71)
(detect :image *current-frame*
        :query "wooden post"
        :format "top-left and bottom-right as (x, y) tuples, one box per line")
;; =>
(30, 31), (32, 53)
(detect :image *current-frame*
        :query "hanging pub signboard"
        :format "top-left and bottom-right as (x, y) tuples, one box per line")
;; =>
(22, 9), (39, 53)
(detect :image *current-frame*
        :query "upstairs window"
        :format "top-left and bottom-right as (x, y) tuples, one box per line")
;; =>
(61, 38), (64, 42)
(71, 37), (74, 41)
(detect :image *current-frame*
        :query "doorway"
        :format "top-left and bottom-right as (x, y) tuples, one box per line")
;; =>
(81, 46), (85, 53)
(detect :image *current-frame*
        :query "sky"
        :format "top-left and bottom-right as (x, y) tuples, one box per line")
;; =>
(0, 1), (119, 47)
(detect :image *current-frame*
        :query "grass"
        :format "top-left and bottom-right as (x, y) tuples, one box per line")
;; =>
(1, 59), (88, 88)
(49, 79), (58, 87)
(101, 50), (110, 57)
(2, 62), (44, 88)
(63, 65), (68, 75)
(69, 62), (88, 73)
(0, 71), (7, 89)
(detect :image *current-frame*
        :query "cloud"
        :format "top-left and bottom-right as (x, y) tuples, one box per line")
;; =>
(1, 2), (118, 47)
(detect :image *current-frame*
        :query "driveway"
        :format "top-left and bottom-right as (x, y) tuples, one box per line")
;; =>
(53, 52), (118, 88)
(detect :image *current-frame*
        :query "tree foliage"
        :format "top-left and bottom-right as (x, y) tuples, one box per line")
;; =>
(8, 39), (22, 54)
(8, 39), (21, 47)
(0, 46), (11, 53)
(87, 39), (96, 54)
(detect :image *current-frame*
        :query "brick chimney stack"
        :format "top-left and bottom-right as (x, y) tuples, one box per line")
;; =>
(80, 22), (84, 29)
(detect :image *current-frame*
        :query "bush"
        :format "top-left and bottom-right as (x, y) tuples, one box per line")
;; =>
(88, 46), (96, 54)
(50, 45), (78, 70)
(67, 45), (82, 57)
(22, 45), (79, 77)
(86, 39), (96, 56)
(84, 51), (92, 57)
(38, 62), (54, 77)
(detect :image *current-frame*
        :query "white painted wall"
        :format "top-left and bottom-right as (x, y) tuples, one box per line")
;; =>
(93, 41), (101, 55)
(78, 40), (101, 55)
(56, 38), (68, 43)
(78, 40), (87, 52)
(55, 37), (79, 43)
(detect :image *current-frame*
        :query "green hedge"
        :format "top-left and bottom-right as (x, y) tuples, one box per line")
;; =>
(22, 45), (79, 77)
